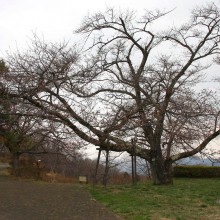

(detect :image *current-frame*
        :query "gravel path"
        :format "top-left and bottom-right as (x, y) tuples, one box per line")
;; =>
(0, 176), (123, 220)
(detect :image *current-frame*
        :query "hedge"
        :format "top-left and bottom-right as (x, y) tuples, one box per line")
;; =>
(173, 165), (220, 178)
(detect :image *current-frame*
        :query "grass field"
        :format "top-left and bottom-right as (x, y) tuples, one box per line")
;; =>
(89, 178), (220, 220)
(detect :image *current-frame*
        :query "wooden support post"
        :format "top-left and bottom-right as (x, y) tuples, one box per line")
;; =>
(94, 148), (101, 185)
(131, 138), (137, 185)
(103, 150), (109, 187)
(134, 153), (137, 184)
(131, 154), (134, 185)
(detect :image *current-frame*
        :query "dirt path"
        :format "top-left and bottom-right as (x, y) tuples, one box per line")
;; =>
(0, 176), (123, 220)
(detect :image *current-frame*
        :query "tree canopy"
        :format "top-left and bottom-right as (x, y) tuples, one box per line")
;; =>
(1, 3), (220, 184)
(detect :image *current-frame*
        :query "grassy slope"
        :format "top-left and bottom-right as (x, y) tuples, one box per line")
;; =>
(89, 178), (220, 220)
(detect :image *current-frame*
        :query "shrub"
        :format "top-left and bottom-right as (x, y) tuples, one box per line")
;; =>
(173, 165), (220, 178)
(41, 172), (78, 183)
(0, 168), (10, 176)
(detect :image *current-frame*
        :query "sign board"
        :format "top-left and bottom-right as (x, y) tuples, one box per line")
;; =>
(79, 176), (87, 183)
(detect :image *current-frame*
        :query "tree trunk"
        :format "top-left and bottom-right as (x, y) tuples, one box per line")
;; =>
(150, 158), (173, 185)
(12, 153), (20, 176)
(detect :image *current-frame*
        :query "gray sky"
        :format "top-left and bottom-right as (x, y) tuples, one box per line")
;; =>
(0, 0), (219, 54)
(0, 0), (219, 157)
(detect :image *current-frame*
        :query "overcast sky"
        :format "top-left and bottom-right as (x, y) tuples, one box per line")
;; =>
(0, 0), (219, 157)
(0, 0), (219, 55)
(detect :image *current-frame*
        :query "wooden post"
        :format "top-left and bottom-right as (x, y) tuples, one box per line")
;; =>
(131, 138), (137, 185)
(94, 148), (101, 185)
(103, 150), (109, 187)
(134, 150), (137, 184)
(131, 153), (134, 185)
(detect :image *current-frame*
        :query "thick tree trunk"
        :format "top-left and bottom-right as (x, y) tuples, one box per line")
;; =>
(150, 159), (173, 185)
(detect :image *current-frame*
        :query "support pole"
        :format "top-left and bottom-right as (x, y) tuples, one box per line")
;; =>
(94, 148), (101, 185)
(131, 154), (134, 185)
(103, 150), (109, 187)
(131, 138), (137, 185)
(134, 150), (137, 184)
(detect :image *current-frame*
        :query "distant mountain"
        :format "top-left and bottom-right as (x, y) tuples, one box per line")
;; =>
(116, 156), (220, 175)
(176, 157), (220, 167)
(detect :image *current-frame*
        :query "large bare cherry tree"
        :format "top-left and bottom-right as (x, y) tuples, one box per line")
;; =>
(3, 3), (220, 184)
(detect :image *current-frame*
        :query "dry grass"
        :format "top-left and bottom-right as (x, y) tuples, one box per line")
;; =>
(40, 172), (79, 183)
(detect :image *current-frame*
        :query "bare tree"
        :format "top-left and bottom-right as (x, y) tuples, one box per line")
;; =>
(75, 4), (220, 184)
(2, 3), (220, 184)
(0, 91), (79, 175)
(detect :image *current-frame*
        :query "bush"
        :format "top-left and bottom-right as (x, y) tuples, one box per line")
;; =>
(0, 168), (10, 176)
(8, 157), (46, 180)
(41, 172), (78, 183)
(173, 165), (220, 178)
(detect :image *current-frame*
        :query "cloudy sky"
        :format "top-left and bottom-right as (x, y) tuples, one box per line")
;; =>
(0, 0), (219, 157)
(0, 0), (219, 55)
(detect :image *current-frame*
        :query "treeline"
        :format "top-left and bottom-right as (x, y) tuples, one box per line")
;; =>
(0, 151), (135, 184)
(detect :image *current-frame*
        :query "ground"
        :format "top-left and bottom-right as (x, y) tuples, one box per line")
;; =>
(0, 176), (123, 220)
